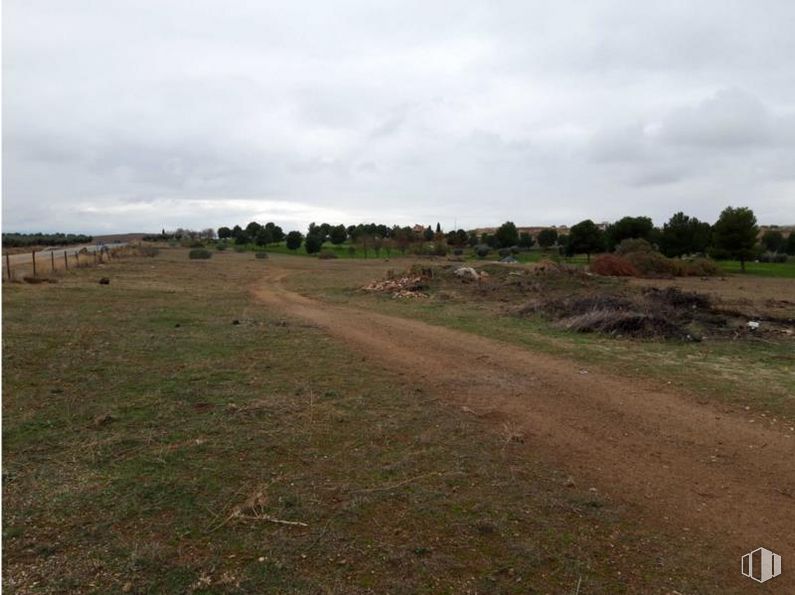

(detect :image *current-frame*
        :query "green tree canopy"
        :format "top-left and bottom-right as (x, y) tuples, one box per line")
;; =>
(659, 212), (711, 257)
(711, 206), (759, 271)
(494, 221), (519, 248)
(569, 219), (605, 261)
(285, 231), (303, 251)
(761, 230), (785, 253)
(537, 228), (558, 249)
(605, 216), (655, 250)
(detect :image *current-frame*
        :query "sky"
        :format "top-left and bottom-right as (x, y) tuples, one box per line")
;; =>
(3, 1), (795, 234)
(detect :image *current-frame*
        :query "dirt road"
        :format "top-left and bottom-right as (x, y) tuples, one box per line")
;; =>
(253, 257), (794, 590)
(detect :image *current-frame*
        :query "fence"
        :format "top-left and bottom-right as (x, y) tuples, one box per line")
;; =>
(3, 244), (136, 282)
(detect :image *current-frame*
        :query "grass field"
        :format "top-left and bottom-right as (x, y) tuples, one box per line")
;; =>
(3, 249), (734, 593)
(211, 240), (795, 277)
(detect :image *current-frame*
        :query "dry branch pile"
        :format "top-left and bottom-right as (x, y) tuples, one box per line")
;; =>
(362, 275), (429, 298)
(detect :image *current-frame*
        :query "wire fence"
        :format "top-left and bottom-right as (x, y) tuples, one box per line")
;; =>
(3, 244), (137, 282)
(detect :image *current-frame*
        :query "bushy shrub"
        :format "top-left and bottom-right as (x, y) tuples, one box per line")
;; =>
(759, 251), (788, 263)
(233, 246), (246, 253)
(615, 238), (654, 255)
(684, 257), (721, 276)
(189, 241), (205, 248)
(347, 245), (356, 257)
(510, 245), (521, 255)
(625, 250), (678, 276)
(475, 245), (491, 258)
(254, 251), (269, 259)
(318, 251), (338, 259)
(188, 248), (212, 260)
(453, 248), (463, 256)
(498, 248), (511, 258)
(590, 254), (640, 276)
(216, 243), (227, 251)
(432, 241), (448, 256)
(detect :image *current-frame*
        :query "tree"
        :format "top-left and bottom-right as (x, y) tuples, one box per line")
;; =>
(435, 222), (441, 234)
(305, 234), (323, 254)
(217, 226), (232, 239)
(265, 222), (284, 243)
(569, 219), (605, 262)
(537, 228), (558, 249)
(761, 230), (785, 253)
(246, 221), (262, 237)
(787, 233), (795, 256)
(285, 231), (303, 251)
(605, 216), (654, 250)
(659, 212), (711, 258)
(494, 221), (519, 248)
(234, 232), (250, 245)
(423, 226), (434, 241)
(711, 206), (758, 271)
(330, 224), (347, 245)
(255, 228), (273, 246)
(518, 232), (535, 249)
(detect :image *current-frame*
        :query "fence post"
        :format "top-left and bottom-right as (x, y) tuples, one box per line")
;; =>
(75, 252), (79, 267)
(6, 254), (10, 281)
(64, 250), (68, 270)
(32, 251), (37, 277)
(51, 251), (55, 272)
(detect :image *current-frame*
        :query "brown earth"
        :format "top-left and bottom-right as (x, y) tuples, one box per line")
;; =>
(253, 256), (795, 592)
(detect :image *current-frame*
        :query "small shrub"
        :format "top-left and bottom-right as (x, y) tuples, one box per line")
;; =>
(189, 241), (205, 248)
(139, 246), (159, 257)
(188, 248), (212, 260)
(590, 254), (640, 277)
(510, 245), (520, 255)
(318, 251), (338, 259)
(254, 251), (269, 259)
(216, 243), (227, 251)
(233, 246), (246, 253)
(758, 251), (788, 263)
(347, 245), (357, 257)
(684, 257), (720, 276)
(453, 248), (464, 256)
(498, 248), (511, 258)
(475, 245), (491, 259)
(615, 238), (654, 255)
(625, 251), (677, 276)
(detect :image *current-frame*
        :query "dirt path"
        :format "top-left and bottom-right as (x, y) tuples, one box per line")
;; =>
(253, 257), (794, 589)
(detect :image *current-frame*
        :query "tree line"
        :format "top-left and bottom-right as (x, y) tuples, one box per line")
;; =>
(2, 232), (94, 248)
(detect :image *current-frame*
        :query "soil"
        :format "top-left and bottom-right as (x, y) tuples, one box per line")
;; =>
(253, 256), (795, 592)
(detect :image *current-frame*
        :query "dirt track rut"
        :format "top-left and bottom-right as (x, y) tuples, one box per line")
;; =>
(253, 259), (794, 588)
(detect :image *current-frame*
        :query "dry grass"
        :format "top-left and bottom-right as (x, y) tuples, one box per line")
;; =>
(3, 248), (729, 593)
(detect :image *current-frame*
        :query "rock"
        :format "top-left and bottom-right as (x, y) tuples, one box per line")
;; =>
(564, 476), (576, 487)
(454, 267), (481, 282)
(92, 413), (115, 427)
(98, 277), (110, 285)
(499, 256), (518, 263)
(746, 321), (760, 330)
(232, 319), (241, 325)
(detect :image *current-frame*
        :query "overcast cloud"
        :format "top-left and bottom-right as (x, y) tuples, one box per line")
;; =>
(3, 0), (795, 234)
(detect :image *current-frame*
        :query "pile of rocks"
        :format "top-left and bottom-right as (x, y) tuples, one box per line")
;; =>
(362, 275), (429, 298)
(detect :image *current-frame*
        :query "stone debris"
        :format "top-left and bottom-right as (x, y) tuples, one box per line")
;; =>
(362, 275), (428, 299)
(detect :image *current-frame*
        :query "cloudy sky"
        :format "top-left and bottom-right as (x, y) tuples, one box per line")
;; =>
(3, 1), (795, 234)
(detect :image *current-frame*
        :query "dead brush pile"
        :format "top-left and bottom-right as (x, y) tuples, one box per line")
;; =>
(362, 266), (431, 298)
(523, 288), (717, 340)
